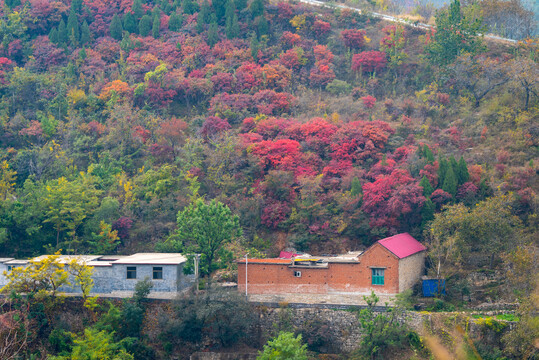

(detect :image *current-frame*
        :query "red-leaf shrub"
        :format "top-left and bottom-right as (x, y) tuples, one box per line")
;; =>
(361, 95), (376, 109)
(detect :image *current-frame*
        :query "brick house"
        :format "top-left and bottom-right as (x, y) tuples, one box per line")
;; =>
(237, 233), (426, 297)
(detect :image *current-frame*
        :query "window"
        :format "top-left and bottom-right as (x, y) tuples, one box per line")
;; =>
(294, 271), (302, 277)
(372, 268), (384, 285)
(7, 265), (13, 272)
(153, 267), (163, 280)
(126, 266), (137, 279)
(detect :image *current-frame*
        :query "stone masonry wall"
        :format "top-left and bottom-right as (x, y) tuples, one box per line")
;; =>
(398, 251), (425, 293)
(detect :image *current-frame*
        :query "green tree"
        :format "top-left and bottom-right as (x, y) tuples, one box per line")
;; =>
(123, 12), (137, 34)
(57, 19), (68, 44)
(350, 176), (363, 197)
(48, 27), (58, 43)
(212, 0), (227, 20)
(421, 198), (435, 229)
(162, 199), (242, 276)
(168, 12), (183, 31)
(152, 14), (160, 38)
(257, 331), (308, 360)
(353, 292), (412, 359)
(138, 15), (152, 36)
(437, 156), (448, 186)
(0, 160), (16, 201)
(424, 145), (435, 163)
(225, 0), (239, 39)
(456, 156), (469, 185)
(441, 164), (457, 196)
(66, 8), (80, 44)
(109, 14), (123, 40)
(197, 0), (212, 33)
(183, 0), (199, 15)
(43, 172), (102, 249)
(71, 0), (83, 13)
(207, 17), (219, 47)
(419, 176), (434, 197)
(425, 0), (486, 66)
(80, 20), (91, 44)
(49, 328), (134, 360)
(250, 0), (264, 18)
(256, 15), (269, 38)
(132, 0), (144, 19)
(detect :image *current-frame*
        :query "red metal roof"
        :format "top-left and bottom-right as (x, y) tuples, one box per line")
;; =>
(237, 258), (291, 264)
(377, 233), (426, 259)
(279, 251), (298, 259)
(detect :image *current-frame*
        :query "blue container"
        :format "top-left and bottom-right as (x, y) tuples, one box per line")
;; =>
(422, 278), (446, 297)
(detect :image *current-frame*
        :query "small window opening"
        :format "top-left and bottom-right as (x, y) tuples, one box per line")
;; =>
(153, 266), (163, 280)
(127, 266), (137, 279)
(294, 271), (302, 277)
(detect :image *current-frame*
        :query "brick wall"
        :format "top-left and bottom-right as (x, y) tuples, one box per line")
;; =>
(238, 244), (403, 296)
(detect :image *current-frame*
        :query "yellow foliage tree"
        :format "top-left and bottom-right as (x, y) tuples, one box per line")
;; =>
(1, 252), (69, 297)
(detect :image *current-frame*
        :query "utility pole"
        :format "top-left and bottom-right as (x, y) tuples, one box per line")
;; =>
(194, 253), (201, 294)
(245, 253), (248, 299)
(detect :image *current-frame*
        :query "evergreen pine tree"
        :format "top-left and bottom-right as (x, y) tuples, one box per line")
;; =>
(437, 156), (448, 187)
(133, 0), (144, 19)
(183, 0), (199, 15)
(420, 198), (435, 229)
(457, 156), (469, 185)
(79, 47), (87, 60)
(139, 15), (153, 36)
(235, 0), (247, 11)
(67, 8), (80, 44)
(168, 12), (183, 32)
(152, 14), (161, 39)
(350, 176), (362, 197)
(250, 35), (259, 61)
(424, 145), (435, 163)
(48, 27), (58, 43)
(213, 0), (227, 21)
(449, 156), (458, 175)
(120, 32), (134, 53)
(207, 17), (219, 47)
(57, 19), (68, 44)
(197, 0), (211, 33)
(419, 176), (434, 197)
(442, 164), (458, 196)
(110, 14), (124, 40)
(123, 12), (138, 34)
(256, 15), (269, 38)
(80, 20), (91, 44)
(71, 0), (83, 13)
(250, 0), (264, 18)
(225, 0), (236, 39)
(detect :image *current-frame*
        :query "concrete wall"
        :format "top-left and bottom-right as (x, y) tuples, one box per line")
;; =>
(398, 251), (425, 293)
(0, 262), (194, 294)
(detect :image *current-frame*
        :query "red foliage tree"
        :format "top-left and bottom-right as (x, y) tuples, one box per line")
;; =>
(201, 116), (231, 139)
(340, 29), (367, 49)
(280, 31), (301, 48)
(312, 20), (331, 37)
(352, 51), (388, 73)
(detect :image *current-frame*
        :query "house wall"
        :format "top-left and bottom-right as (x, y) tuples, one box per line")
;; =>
(238, 263), (329, 294)
(238, 244), (403, 296)
(398, 251), (425, 293)
(91, 264), (185, 293)
(354, 243), (400, 294)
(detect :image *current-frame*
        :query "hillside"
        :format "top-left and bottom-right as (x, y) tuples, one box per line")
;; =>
(0, 0), (537, 358)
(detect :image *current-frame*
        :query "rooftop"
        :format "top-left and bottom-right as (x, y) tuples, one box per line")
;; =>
(377, 233), (427, 259)
(0, 253), (187, 267)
